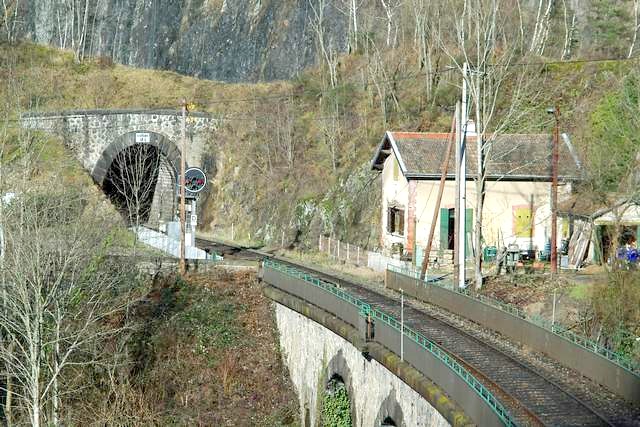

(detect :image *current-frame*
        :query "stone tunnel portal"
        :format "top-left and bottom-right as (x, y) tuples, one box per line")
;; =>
(102, 144), (176, 227)
(96, 131), (181, 228)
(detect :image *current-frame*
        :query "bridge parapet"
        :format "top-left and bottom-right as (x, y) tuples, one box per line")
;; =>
(262, 259), (513, 427)
(386, 265), (640, 406)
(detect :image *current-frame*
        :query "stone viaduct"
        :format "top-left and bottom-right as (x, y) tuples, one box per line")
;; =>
(21, 109), (216, 225)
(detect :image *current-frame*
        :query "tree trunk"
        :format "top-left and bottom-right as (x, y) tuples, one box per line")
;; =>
(4, 342), (14, 426)
(629, 0), (640, 58)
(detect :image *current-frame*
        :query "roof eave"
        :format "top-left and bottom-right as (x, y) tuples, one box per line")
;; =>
(370, 131), (392, 171)
(404, 172), (582, 181)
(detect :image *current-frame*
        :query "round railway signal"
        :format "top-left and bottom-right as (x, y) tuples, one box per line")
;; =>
(184, 167), (207, 193)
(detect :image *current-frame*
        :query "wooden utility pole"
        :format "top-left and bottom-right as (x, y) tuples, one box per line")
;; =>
(420, 104), (458, 281)
(179, 100), (187, 275)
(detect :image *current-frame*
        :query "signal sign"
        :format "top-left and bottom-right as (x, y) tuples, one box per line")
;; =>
(184, 167), (207, 194)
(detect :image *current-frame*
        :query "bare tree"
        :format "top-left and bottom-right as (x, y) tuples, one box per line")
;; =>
(529, 0), (554, 55)
(410, 0), (442, 102)
(274, 96), (297, 170)
(336, 0), (364, 52)
(629, 0), (640, 58)
(364, 35), (402, 126)
(103, 144), (163, 228)
(51, 0), (95, 62)
(1, 0), (20, 43)
(0, 117), (139, 425)
(439, 0), (534, 289)
(0, 188), (139, 426)
(380, 0), (403, 48)
(308, 0), (340, 88)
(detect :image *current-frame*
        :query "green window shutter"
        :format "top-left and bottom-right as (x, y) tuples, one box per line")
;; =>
(465, 208), (473, 258)
(439, 208), (449, 250)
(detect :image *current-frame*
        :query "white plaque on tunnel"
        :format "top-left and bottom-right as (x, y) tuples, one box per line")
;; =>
(135, 132), (150, 143)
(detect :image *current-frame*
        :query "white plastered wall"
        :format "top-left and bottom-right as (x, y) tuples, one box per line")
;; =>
(378, 150), (570, 254)
(380, 154), (410, 252)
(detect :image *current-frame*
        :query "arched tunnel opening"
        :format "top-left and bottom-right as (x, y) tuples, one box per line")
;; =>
(102, 144), (176, 227)
(321, 374), (352, 426)
(381, 416), (397, 426)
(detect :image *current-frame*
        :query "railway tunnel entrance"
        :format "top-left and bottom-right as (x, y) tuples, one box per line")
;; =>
(102, 144), (175, 226)
(93, 131), (181, 228)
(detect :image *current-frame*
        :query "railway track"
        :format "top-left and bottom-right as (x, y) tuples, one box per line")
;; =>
(196, 237), (638, 426)
(194, 237), (264, 260)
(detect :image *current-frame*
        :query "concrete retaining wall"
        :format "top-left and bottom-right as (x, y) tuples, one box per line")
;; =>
(386, 269), (640, 405)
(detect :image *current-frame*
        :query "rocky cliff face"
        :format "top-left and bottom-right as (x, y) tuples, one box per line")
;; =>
(19, 0), (348, 82)
(11, 1), (637, 83)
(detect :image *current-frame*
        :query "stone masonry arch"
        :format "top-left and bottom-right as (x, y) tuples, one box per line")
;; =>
(21, 109), (215, 180)
(326, 350), (358, 426)
(91, 130), (183, 186)
(275, 303), (452, 427)
(374, 389), (405, 427)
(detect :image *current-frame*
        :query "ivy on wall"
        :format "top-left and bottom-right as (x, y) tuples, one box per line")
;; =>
(321, 378), (352, 427)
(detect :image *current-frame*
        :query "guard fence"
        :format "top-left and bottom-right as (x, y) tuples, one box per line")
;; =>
(387, 264), (640, 376)
(263, 258), (518, 427)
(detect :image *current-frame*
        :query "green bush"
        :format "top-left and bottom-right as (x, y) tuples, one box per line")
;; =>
(321, 379), (352, 427)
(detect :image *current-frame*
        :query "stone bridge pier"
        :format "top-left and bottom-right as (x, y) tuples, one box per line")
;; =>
(274, 303), (451, 427)
(21, 109), (216, 226)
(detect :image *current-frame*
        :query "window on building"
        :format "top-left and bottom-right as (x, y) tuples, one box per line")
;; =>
(387, 206), (405, 235)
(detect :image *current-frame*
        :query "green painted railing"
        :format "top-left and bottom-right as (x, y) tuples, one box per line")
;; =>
(264, 259), (517, 427)
(387, 264), (640, 376)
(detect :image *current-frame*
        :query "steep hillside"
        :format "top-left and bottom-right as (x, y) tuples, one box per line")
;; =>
(2, 42), (639, 251)
(110, 271), (299, 426)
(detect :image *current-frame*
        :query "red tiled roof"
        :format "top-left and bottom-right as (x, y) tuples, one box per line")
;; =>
(371, 131), (582, 180)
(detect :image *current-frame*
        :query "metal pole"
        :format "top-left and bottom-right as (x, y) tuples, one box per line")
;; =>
(551, 106), (560, 275)
(231, 222), (234, 241)
(454, 97), (461, 287)
(357, 246), (360, 265)
(552, 288), (557, 326)
(179, 100), (187, 275)
(346, 242), (350, 261)
(400, 288), (404, 361)
(458, 63), (468, 289)
(281, 230), (285, 247)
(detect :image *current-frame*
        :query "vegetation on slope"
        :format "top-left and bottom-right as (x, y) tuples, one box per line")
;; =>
(74, 271), (299, 426)
(3, 42), (639, 248)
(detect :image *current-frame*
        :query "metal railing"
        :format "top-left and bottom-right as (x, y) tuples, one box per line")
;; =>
(368, 306), (515, 426)
(263, 259), (517, 427)
(387, 264), (640, 376)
